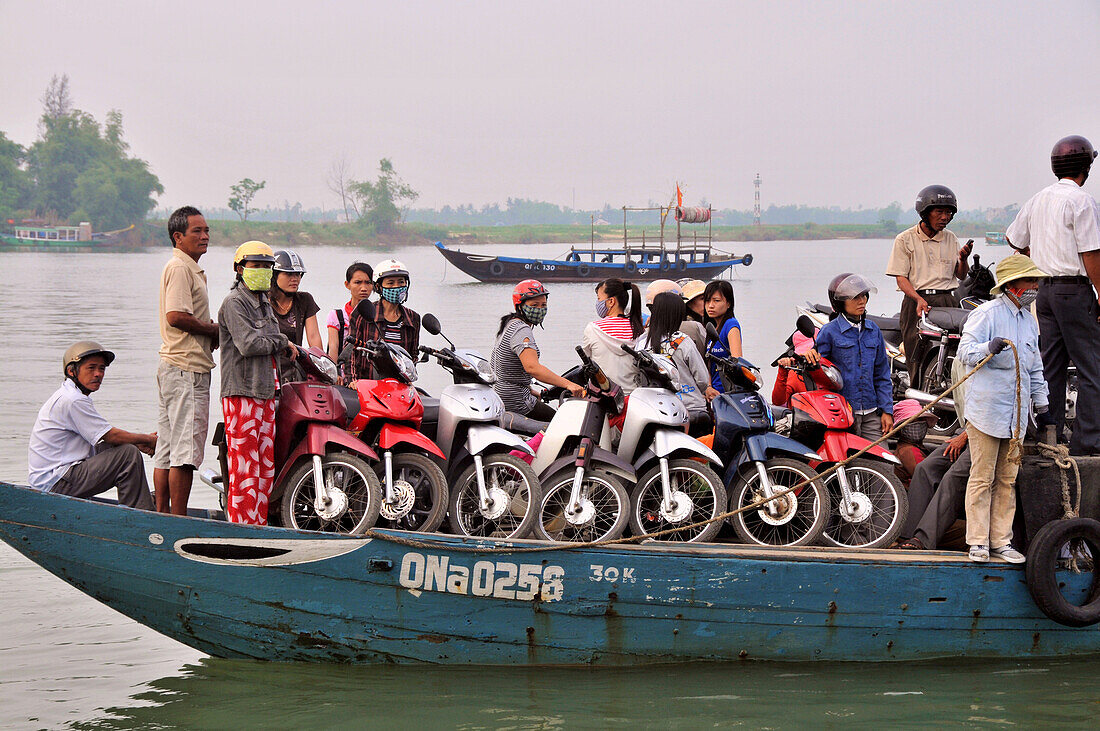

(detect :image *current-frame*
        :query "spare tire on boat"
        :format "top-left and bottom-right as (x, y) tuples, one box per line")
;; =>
(1025, 517), (1100, 627)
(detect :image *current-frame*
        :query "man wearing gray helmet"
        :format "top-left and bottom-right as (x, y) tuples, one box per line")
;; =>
(886, 185), (973, 383)
(28, 343), (157, 509)
(1006, 135), (1100, 455)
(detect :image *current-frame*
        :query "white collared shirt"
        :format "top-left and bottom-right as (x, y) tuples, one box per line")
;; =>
(1006, 179), (1100, 277)
(27, 380), (112, 490)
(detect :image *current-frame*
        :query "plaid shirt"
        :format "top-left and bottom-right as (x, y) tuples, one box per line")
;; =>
(347, 303), (421, 380)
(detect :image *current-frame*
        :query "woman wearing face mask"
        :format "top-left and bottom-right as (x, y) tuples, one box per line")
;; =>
(218, 241), (297, 525)
(270, 249), (322, 383)
(581, 277), (645, 393)
(346, 259), (421, 381)
(702, 280), (743, 395)
(492, 280), (584, 420)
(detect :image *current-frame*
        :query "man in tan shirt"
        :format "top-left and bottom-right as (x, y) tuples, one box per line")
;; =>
(885, 185), (972, 382)
(153, 206), (218, 514)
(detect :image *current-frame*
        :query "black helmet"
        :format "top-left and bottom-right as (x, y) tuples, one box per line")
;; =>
(828, 273), (878, 314)
(915, 185), (957, 217)
(1051, 135), (1097, 179)
(273, 249), (306, 275)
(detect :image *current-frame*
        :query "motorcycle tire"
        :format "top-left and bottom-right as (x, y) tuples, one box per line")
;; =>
(728, 457), (827, 547)
(819, 458), (909, 549)
(920, 349), (959, 437)
(374, 453), (448, 533)
(533, 469), (630, 543)
(629, 459), (727, 543)
(279, 451), (382, 535)
(450, 453), (542, 540)
(1025, 518), (1100, 627)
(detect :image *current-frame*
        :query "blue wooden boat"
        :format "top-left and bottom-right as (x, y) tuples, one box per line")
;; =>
(1, 481), (1096, 665)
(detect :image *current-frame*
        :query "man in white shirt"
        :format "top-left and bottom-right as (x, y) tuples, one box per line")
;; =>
(28, 342), (157, 508)
(1006, 135), (1100, 455)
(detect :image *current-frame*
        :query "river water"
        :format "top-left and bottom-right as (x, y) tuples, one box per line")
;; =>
(2, 238), (1097, 728)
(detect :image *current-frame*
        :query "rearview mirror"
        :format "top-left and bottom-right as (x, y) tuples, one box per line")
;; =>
(705, 322), (720, 340)
(795, 315), (816, 339)
(422, 313), (441, 336)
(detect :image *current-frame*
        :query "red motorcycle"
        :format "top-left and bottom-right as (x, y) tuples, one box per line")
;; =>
(779, 318), (908, 548)
(203, 347), (383, 534)
(345, 340), (448, 533)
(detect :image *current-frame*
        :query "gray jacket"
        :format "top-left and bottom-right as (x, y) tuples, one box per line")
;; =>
(218, 282), (289, 400)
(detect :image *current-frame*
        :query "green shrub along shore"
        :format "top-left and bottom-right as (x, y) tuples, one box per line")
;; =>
(138, 219), (995, 248)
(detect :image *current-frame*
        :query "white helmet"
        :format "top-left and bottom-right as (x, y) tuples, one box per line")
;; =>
(375, 258), (410, 285)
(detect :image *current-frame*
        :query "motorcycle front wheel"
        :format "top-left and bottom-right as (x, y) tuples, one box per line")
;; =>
(374, 453), (448, 533)
(450, 453), (541, 539)
(729, 458), (827, 547)
(533, 470), (630, 543)
(629, 460), (727, 543)
(819, 459), (909, 548)
(279, 451), (382, 534)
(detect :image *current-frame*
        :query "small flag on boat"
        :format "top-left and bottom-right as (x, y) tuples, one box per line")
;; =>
(676, 183), (683, 207)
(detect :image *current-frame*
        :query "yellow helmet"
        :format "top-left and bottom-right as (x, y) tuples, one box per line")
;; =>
(233, 240), (275, 270)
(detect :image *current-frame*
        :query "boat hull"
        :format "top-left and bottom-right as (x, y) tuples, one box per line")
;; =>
(435, 242), (751, 283)
(1, 482), (1096, 665)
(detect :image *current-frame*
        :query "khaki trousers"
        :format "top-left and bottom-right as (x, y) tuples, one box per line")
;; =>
(964, 424), (1019, 548)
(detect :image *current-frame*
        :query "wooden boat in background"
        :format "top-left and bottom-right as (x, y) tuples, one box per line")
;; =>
(2, 482), (1097, 666)
(0, 221), (144, 252)
(435, 205), (752, 283)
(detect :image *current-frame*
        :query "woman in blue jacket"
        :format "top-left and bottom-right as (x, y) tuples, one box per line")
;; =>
(809, 273), (894, 441)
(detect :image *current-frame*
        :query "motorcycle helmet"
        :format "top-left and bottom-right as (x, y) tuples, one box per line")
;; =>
(1051, 135), (1097, 179)
(828, 273), (877, 313)
(644, 279), (682, 305)
(62, 341), (115, 376)
(374, 258), (410, 286)
(273, 249), (307, 275)
(512, 279), (549, 307)
(232, 240), (275, 271)
(915, 185), (958, 218)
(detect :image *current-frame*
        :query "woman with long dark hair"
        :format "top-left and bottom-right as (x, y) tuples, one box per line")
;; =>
(702, 279), (742, 394)
(582, 278), (645, 393)
(645, 292), (715, 436)
(491, 279), (583, 420)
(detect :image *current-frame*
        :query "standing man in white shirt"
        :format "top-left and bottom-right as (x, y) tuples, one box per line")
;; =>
(1006, 135), (1100, 455)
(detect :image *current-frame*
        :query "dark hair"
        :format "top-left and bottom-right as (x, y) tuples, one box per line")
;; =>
(345, 262), (373, 282)
(596, 278), (644, 338)
(167, 206), (203, 247)
(702, 280), (735, 330)
(646, 292), (686, 350)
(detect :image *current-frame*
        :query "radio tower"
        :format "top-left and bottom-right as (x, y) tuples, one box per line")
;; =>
(753, 173), (762, 226)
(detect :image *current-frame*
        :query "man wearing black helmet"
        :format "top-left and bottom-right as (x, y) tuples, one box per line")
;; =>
(886, 185), (972, 383)
(1006, 135), (1100, 455)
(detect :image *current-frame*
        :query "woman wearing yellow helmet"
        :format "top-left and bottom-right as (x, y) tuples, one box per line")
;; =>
(217, 241), (297, 525)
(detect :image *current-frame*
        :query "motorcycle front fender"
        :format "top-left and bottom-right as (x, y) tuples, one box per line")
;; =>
(538, 448), (636, 485)
(273, 423), (379, 491)
(838, 432), (901, 465)
(744, 431), (821, 464)
(378, 421), (446, 460)
(466, 423), (534, 457)
(634, 428), (723, 472)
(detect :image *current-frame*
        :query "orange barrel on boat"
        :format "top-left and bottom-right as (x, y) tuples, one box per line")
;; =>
(675, 206), (711, 223)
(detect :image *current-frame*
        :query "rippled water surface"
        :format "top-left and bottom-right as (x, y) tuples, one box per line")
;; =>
(2, 238), (1096, 728)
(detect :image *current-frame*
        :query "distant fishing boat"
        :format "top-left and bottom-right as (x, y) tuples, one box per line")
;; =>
(985, 231), (1008, 246)
(435, 205), (753, 283)
(0, 221), (143, 252)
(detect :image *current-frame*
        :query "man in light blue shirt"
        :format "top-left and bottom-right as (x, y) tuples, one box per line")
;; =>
(956, 256), (1049, 563)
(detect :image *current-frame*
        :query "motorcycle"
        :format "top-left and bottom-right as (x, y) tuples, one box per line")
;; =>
(345, 340), (449, 533)
(779, 317), (909, 548)
(416, 314), (542, 539)
(616, 342), (727, 543)
(529, 347), (636, 543)
(201, 347), (382, 534)
(707, 325), (829, 547)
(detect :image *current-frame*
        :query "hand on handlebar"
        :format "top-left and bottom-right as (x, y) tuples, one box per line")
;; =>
(916, 297), (931, 317)
(803, 349), (820, 366)
(286, 343), (299, 359)
(705, 386), (720, 401)
(566, 381), (584, 398)
(777, 357), (795, 368)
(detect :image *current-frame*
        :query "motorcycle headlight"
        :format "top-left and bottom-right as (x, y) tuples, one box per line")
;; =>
(389, 344), (419, 383)
(457, 349), (496, 384)
(649, 353), (677, 381)
(308, 352), (338, 383)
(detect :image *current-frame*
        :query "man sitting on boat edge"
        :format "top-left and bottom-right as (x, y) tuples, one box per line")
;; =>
(27, 342), (157, 510)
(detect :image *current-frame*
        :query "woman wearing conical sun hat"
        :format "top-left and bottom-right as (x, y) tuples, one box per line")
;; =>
(956, 254), (1049, 564)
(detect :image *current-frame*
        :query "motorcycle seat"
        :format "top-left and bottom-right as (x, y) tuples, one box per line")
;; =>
(501, 411), (549, 436)
(868, 314), (901, 332)
(336, 385), (360, 420)
(926, 308), (970, 332)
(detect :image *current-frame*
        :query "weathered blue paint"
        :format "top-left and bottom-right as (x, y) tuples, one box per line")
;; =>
(1, 482), (1096, 665)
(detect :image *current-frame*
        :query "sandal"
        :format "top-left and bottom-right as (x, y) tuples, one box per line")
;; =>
(895, 538), (924, 550)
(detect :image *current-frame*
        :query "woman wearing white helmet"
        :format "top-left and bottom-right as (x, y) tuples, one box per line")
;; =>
(346, 258), (421, 380)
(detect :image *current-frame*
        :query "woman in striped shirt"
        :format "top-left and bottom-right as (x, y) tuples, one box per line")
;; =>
(581, 278), (645, 393)
(491, 280), (583, 420)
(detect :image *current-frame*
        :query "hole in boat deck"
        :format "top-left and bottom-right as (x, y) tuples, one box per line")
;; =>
(928, 597), (947, 603)
(179, 543), (292, 560)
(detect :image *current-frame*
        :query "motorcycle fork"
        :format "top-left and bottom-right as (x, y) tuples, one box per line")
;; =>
(311, 454), (334, 513)
(659, 456), (677, 513)
(567, 437), (594, 515)
(933, 335), (949, 384)
(383, 450), (397, 505)
(834, 464), (856, 517)
(753, 461), (781, 517)
(473, 453), (492, 511)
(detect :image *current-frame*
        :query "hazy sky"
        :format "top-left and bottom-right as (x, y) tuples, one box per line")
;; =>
(2, 1), (1098, 213)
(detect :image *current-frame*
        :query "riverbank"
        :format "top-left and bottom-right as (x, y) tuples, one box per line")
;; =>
(135, 219), (995, 248)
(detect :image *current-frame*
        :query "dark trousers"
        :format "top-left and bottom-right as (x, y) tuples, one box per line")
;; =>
(899, 292), (958, 384)
(903, 441), (971, 549)
(52, 444), (155, 510)
(1037, 279), (1100, 454)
